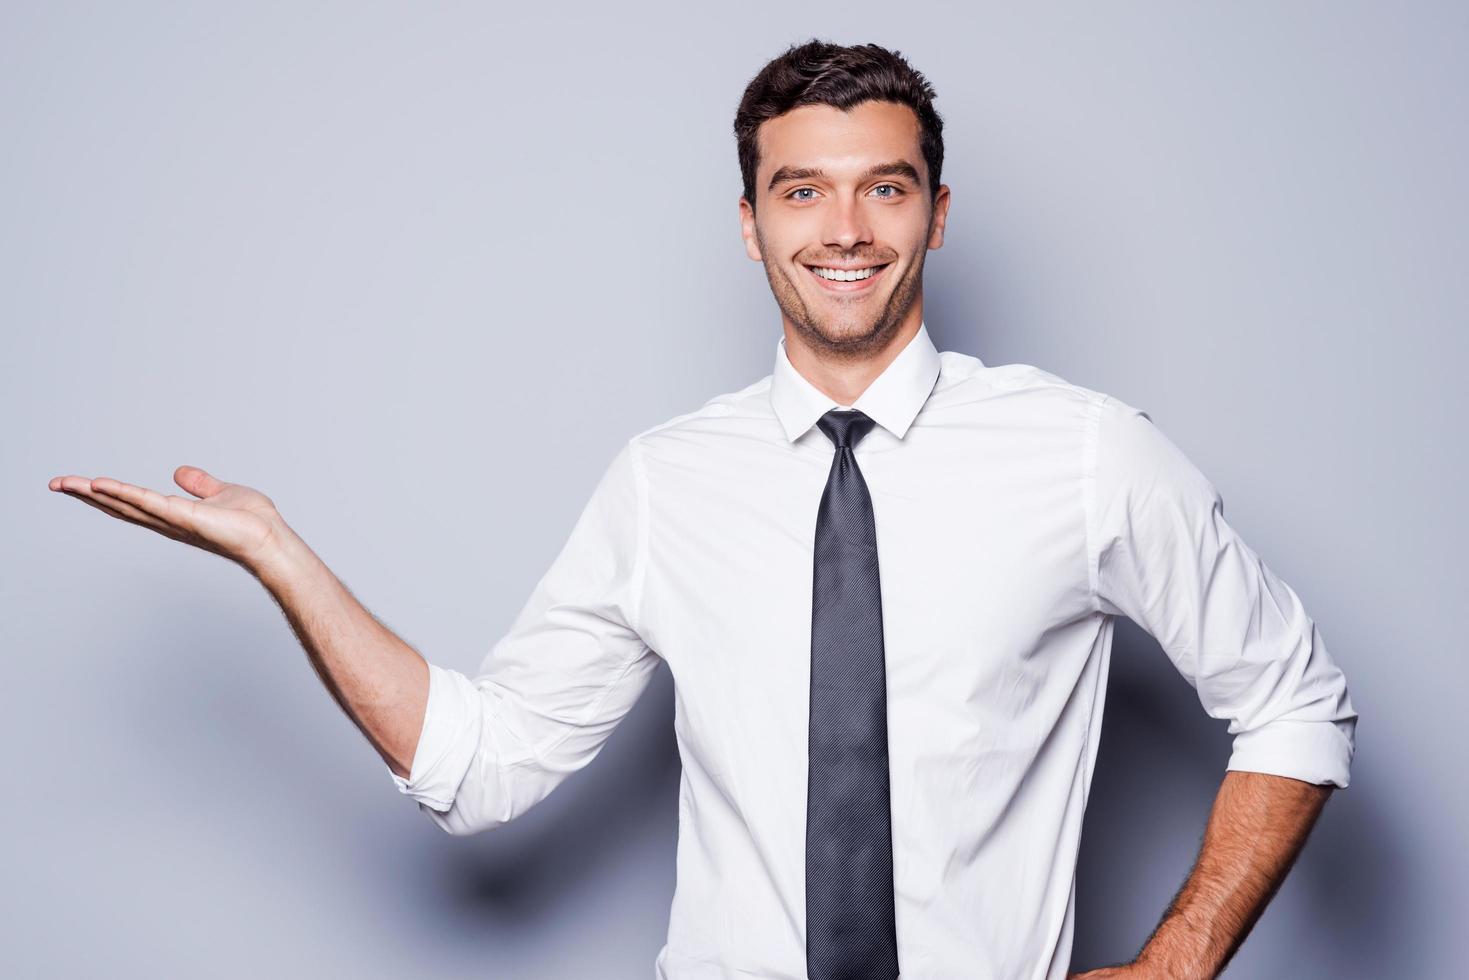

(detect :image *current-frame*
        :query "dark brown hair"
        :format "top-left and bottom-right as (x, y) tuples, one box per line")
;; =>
(734, 39), (945, 214)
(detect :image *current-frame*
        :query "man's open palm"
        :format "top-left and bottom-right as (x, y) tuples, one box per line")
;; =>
(48, 465), (290, 573)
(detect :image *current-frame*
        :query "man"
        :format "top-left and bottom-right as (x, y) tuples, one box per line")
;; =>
(49, 39), (1355, 980)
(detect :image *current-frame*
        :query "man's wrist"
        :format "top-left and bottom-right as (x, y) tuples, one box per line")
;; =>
(1134, 909), (1225, 979)
(249, 518), (320, 590)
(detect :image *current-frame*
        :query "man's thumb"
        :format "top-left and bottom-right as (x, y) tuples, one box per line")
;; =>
(174, 465), (226, 499)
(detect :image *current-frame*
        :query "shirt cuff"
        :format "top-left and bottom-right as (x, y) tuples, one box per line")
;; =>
(1226, 717), (1356, 789)
(388, 661), (481, 812)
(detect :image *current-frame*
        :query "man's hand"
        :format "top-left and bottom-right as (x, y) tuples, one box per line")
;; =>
(49, 465), (299, 576)
(50, 462), (431, 780)
(1069, 770), (1333, 979)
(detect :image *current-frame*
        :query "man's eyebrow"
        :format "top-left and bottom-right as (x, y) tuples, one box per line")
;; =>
(767, 160), (923, 192)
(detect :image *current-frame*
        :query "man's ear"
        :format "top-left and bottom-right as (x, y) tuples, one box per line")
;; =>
(927, 183), (951, 250)
(928, 183), (951, 251)
(739, 197), (763, 262)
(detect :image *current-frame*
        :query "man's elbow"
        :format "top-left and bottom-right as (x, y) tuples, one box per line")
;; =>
(415, 763), (568, 837)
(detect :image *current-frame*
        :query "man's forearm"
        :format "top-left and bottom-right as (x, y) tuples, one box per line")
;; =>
(253, 525), (429, 780)
(1134, 769), (1333, 978)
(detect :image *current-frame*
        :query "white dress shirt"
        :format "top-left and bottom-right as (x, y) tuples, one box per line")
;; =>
(391, 322), (1356, 979)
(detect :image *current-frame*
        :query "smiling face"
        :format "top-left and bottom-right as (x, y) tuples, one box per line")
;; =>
(739, 99), (950, 359)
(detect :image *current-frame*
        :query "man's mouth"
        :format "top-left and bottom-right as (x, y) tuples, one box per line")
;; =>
(802, 262), (892, 292)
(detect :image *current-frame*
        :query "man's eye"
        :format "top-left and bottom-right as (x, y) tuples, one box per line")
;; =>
(786, 185), (901, 201)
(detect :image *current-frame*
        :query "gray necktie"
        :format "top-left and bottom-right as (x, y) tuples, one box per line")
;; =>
(806, 408), (900, 980)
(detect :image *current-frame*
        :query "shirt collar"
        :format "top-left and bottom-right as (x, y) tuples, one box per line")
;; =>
(770, 320), (945, 443)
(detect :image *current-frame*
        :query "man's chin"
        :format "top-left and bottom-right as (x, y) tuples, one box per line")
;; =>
(799, 315), (892, 349)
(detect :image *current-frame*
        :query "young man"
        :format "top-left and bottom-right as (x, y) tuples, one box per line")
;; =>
(51, 39), (1355, 980)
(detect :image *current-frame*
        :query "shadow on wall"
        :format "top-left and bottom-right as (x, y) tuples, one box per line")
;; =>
(415, 664), (681, 932)
(1072, 617), (1415, 978)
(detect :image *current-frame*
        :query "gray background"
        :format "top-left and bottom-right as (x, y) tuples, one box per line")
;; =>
(4, 2), (1463, 977)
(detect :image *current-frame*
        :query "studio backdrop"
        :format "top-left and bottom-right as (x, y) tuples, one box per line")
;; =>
(3, 3), (1463, 977)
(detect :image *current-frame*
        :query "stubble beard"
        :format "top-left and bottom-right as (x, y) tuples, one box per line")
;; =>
(755, 223), (926, 362)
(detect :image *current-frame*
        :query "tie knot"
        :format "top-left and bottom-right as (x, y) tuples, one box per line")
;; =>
(816, 408), (877, 450)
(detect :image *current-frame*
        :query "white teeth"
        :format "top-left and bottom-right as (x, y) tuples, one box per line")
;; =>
(811, 265), (880, 281)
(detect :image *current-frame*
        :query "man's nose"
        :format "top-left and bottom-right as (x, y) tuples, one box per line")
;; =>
(822, 197), (874, 252)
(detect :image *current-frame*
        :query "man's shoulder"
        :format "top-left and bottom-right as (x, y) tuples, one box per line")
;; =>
(933, 350), (1113, 417)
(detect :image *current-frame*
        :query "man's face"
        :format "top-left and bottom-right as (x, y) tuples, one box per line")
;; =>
(739, 100), (950, 358)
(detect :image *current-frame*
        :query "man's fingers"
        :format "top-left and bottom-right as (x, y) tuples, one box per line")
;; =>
(91, 476), (179, 519)
(89, 477), (199, 536)
(58, 486), (184, 540)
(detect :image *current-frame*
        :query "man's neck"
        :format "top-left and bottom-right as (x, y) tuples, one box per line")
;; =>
(781, 312), (923, 407)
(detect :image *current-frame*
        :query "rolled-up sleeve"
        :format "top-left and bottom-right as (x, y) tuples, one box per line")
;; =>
(389, 437), (663, 834)
(1090, 394), (1357, 788)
